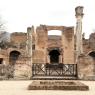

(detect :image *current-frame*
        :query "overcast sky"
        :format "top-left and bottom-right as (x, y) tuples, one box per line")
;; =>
(0, 0), (95, 38)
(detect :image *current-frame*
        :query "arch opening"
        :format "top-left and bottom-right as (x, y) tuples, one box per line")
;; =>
(49, 49), (60, 64)
(9, 51), (21, 64)
(89, 51), (95, 59)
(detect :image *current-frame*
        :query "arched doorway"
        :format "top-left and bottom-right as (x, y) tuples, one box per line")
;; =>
(89, 51), (95, 59)
(8, 51), (21, 78)
(9, 51), (21, 64)
(49, 49), (60, 64)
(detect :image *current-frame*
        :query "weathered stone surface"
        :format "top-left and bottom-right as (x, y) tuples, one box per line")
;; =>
(78, 55), (95, 80)
(14, 63), (32, 80)
(28, 80), (89, 90)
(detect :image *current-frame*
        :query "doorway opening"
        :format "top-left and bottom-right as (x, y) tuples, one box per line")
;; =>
(49, 49), (60, 64)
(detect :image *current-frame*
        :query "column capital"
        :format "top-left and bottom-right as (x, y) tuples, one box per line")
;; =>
(27, 27), (31, 31)
(75, 6), (84, 18)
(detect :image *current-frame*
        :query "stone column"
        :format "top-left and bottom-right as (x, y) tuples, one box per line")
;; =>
(59, 55), (62, 63)
(27, 27), (32, 58)
(47, 55), (50, 63)
(75, 6), (84, 63)
(26, 26), (34, 78)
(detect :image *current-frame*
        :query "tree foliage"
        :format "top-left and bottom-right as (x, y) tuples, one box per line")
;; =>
(0, 16), (6, 31)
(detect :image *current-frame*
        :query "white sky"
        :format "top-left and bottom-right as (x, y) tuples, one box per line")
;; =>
(0, 0), (95, 38)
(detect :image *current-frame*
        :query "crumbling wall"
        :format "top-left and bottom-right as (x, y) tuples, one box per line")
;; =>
(62, 27), (75, 64)
(32, 50), (45, 63)
(78, 55), (94, 80)
(14, 62), (32, 80)
(36, 25), (47, 49)
(10, 32), (27, 49)
(48, 35), (62, 48)
(33, 25), (47, 64)
(89, 33), (95, 49)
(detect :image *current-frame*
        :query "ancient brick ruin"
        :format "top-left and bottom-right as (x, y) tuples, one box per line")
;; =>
(0, 6), (95, 80)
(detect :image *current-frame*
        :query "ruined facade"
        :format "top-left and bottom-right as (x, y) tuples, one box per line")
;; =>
(0, 6), (95, 80)
(31, 25), (74, 64)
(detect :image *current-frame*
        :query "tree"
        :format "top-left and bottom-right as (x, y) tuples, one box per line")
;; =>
(0, 15), (8, 49)
(0, 16), (6, 31)
(0, 40), (11, 49)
